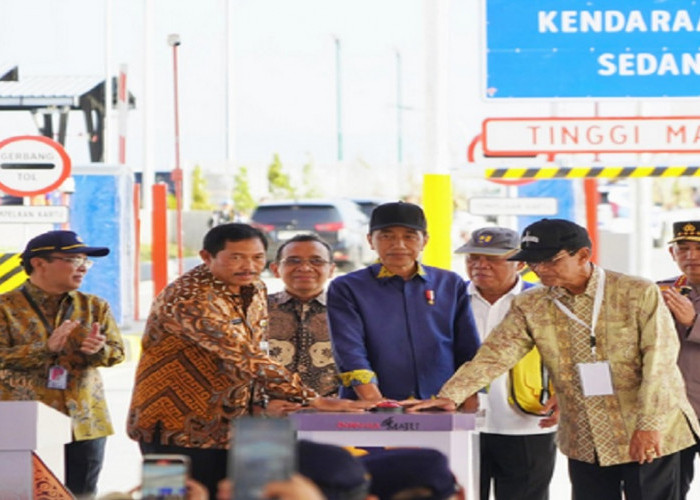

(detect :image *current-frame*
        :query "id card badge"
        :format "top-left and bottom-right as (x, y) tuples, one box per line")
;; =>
(577, 361), (614, 397)
(47, 365), (68, 390)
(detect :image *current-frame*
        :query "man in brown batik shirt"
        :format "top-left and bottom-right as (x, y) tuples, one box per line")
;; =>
(127, 224), (370, 498)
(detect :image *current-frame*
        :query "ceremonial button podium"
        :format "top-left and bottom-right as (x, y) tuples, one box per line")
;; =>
(291, 411), (478, 497)
(0, 401), (72, 498)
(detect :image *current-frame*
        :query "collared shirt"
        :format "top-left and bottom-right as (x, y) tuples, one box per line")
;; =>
(127, 264), (317, 449)
(657, 275), (700, 419)
(469, 278), (554, 435)
(267, 290), (339, 397)
(0, 280), (124, 441)
(441, 266), (700, 466)
(327, 262), (481, 400)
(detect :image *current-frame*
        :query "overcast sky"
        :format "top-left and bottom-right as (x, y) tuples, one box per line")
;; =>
(0, 0), (449, 173)
(4, 0), (690, 184)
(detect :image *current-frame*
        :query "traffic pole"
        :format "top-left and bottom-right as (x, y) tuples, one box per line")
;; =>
(152, 183), (168, 297)
(168, 34), (184, 276)
(422, 0), (452, 270)
(583, 178), (599, 264)
(133, 183), (141, 320)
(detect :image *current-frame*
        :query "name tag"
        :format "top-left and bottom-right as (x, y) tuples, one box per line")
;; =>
(577, 361), (614, 397)
(47, 365), (68, 390)
(259, 340), (270, 354)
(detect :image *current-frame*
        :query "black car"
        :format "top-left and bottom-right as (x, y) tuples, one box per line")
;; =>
(250, 199), (372, 270)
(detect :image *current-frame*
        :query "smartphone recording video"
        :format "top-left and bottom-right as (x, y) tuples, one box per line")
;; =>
(141, 454), (190, 500)
(229, 417), (297, 500)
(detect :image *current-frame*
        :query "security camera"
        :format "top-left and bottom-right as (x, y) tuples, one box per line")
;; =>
(167, 34), (181, 47)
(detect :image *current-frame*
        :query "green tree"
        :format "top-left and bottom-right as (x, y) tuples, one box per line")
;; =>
(232, 166), (256, 216)
(191, 164), (212, 210)
(300, 158), (321, 198)
(267, 153), (296, 199)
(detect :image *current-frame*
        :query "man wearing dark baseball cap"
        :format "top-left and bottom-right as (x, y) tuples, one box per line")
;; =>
(507, 218), (592, 264)
(327, 201), (480, 402)
(659, 220), (700, 497)
(410, 218), (700, 499)
(0, 230), (124, 498)
(21, 229), (110, 262)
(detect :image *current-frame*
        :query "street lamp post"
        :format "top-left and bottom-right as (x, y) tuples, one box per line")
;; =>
(334, 36), (343, 162)
(396, 49), (403, 165)
(168, 33), (184, 275)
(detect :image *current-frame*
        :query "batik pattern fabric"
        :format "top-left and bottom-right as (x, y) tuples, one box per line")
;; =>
(0, 280), (124, 440)
(440, 266), (700, 466)
(127, 264), (317, 449)
(267, 290), (339, 397)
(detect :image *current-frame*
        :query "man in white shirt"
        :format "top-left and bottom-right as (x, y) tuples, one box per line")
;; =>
(456, 227), (557, 500)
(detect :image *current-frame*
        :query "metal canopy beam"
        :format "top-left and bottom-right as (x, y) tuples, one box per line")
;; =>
(0, 75), (135, 162)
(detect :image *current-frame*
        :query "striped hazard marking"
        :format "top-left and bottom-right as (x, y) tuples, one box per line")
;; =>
(0, 253), (27, 293)
(485, 165), (700, 180)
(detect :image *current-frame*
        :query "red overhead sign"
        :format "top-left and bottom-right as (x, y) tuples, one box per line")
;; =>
(0, 135), (71, 196)
(483, 116), (700, 156)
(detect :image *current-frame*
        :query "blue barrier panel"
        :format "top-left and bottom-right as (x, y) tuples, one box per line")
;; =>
(486, 0), (700, 98)
(517, 179), (576, 231)
(70, 166), (133, 326)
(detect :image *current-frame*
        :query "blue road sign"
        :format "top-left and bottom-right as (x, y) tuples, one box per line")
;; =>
(485, 0), (700, 99)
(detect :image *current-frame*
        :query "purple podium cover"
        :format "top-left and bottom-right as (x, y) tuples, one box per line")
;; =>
(290, 411), (475, 432)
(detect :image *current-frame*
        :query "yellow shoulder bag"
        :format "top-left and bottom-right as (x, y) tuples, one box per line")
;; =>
(507, 346), (554, 415)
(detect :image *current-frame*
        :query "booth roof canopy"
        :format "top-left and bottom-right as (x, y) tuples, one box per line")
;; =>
(0, 75), (103, 109)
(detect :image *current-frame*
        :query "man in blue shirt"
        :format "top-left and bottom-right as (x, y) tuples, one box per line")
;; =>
(327, 201), (480, 401)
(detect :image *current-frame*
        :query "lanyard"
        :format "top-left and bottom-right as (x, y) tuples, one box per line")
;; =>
(553, 267), (605, 357)
(20, 285), (74, 334)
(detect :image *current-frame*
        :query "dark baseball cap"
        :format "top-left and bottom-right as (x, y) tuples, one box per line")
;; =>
(668, 221), (700, 244)
(508, 218), (591, 263)
(298, 440), (370, 500)
(455, 227), (520, 256)
(369, 201), (427, 233)
(21, 230), (110, 262)
(360, 448), (459, 500)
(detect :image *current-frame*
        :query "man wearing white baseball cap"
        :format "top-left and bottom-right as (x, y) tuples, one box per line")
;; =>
(456, 226), (557, 500)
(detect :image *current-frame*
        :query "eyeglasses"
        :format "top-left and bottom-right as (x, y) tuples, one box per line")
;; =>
(526, 251), (572, 270)
(279, 257), (331, 267)
(46, 255), (94, 269)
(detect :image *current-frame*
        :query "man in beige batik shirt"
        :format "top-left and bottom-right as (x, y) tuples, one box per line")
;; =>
(410, 218), (700, 500)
